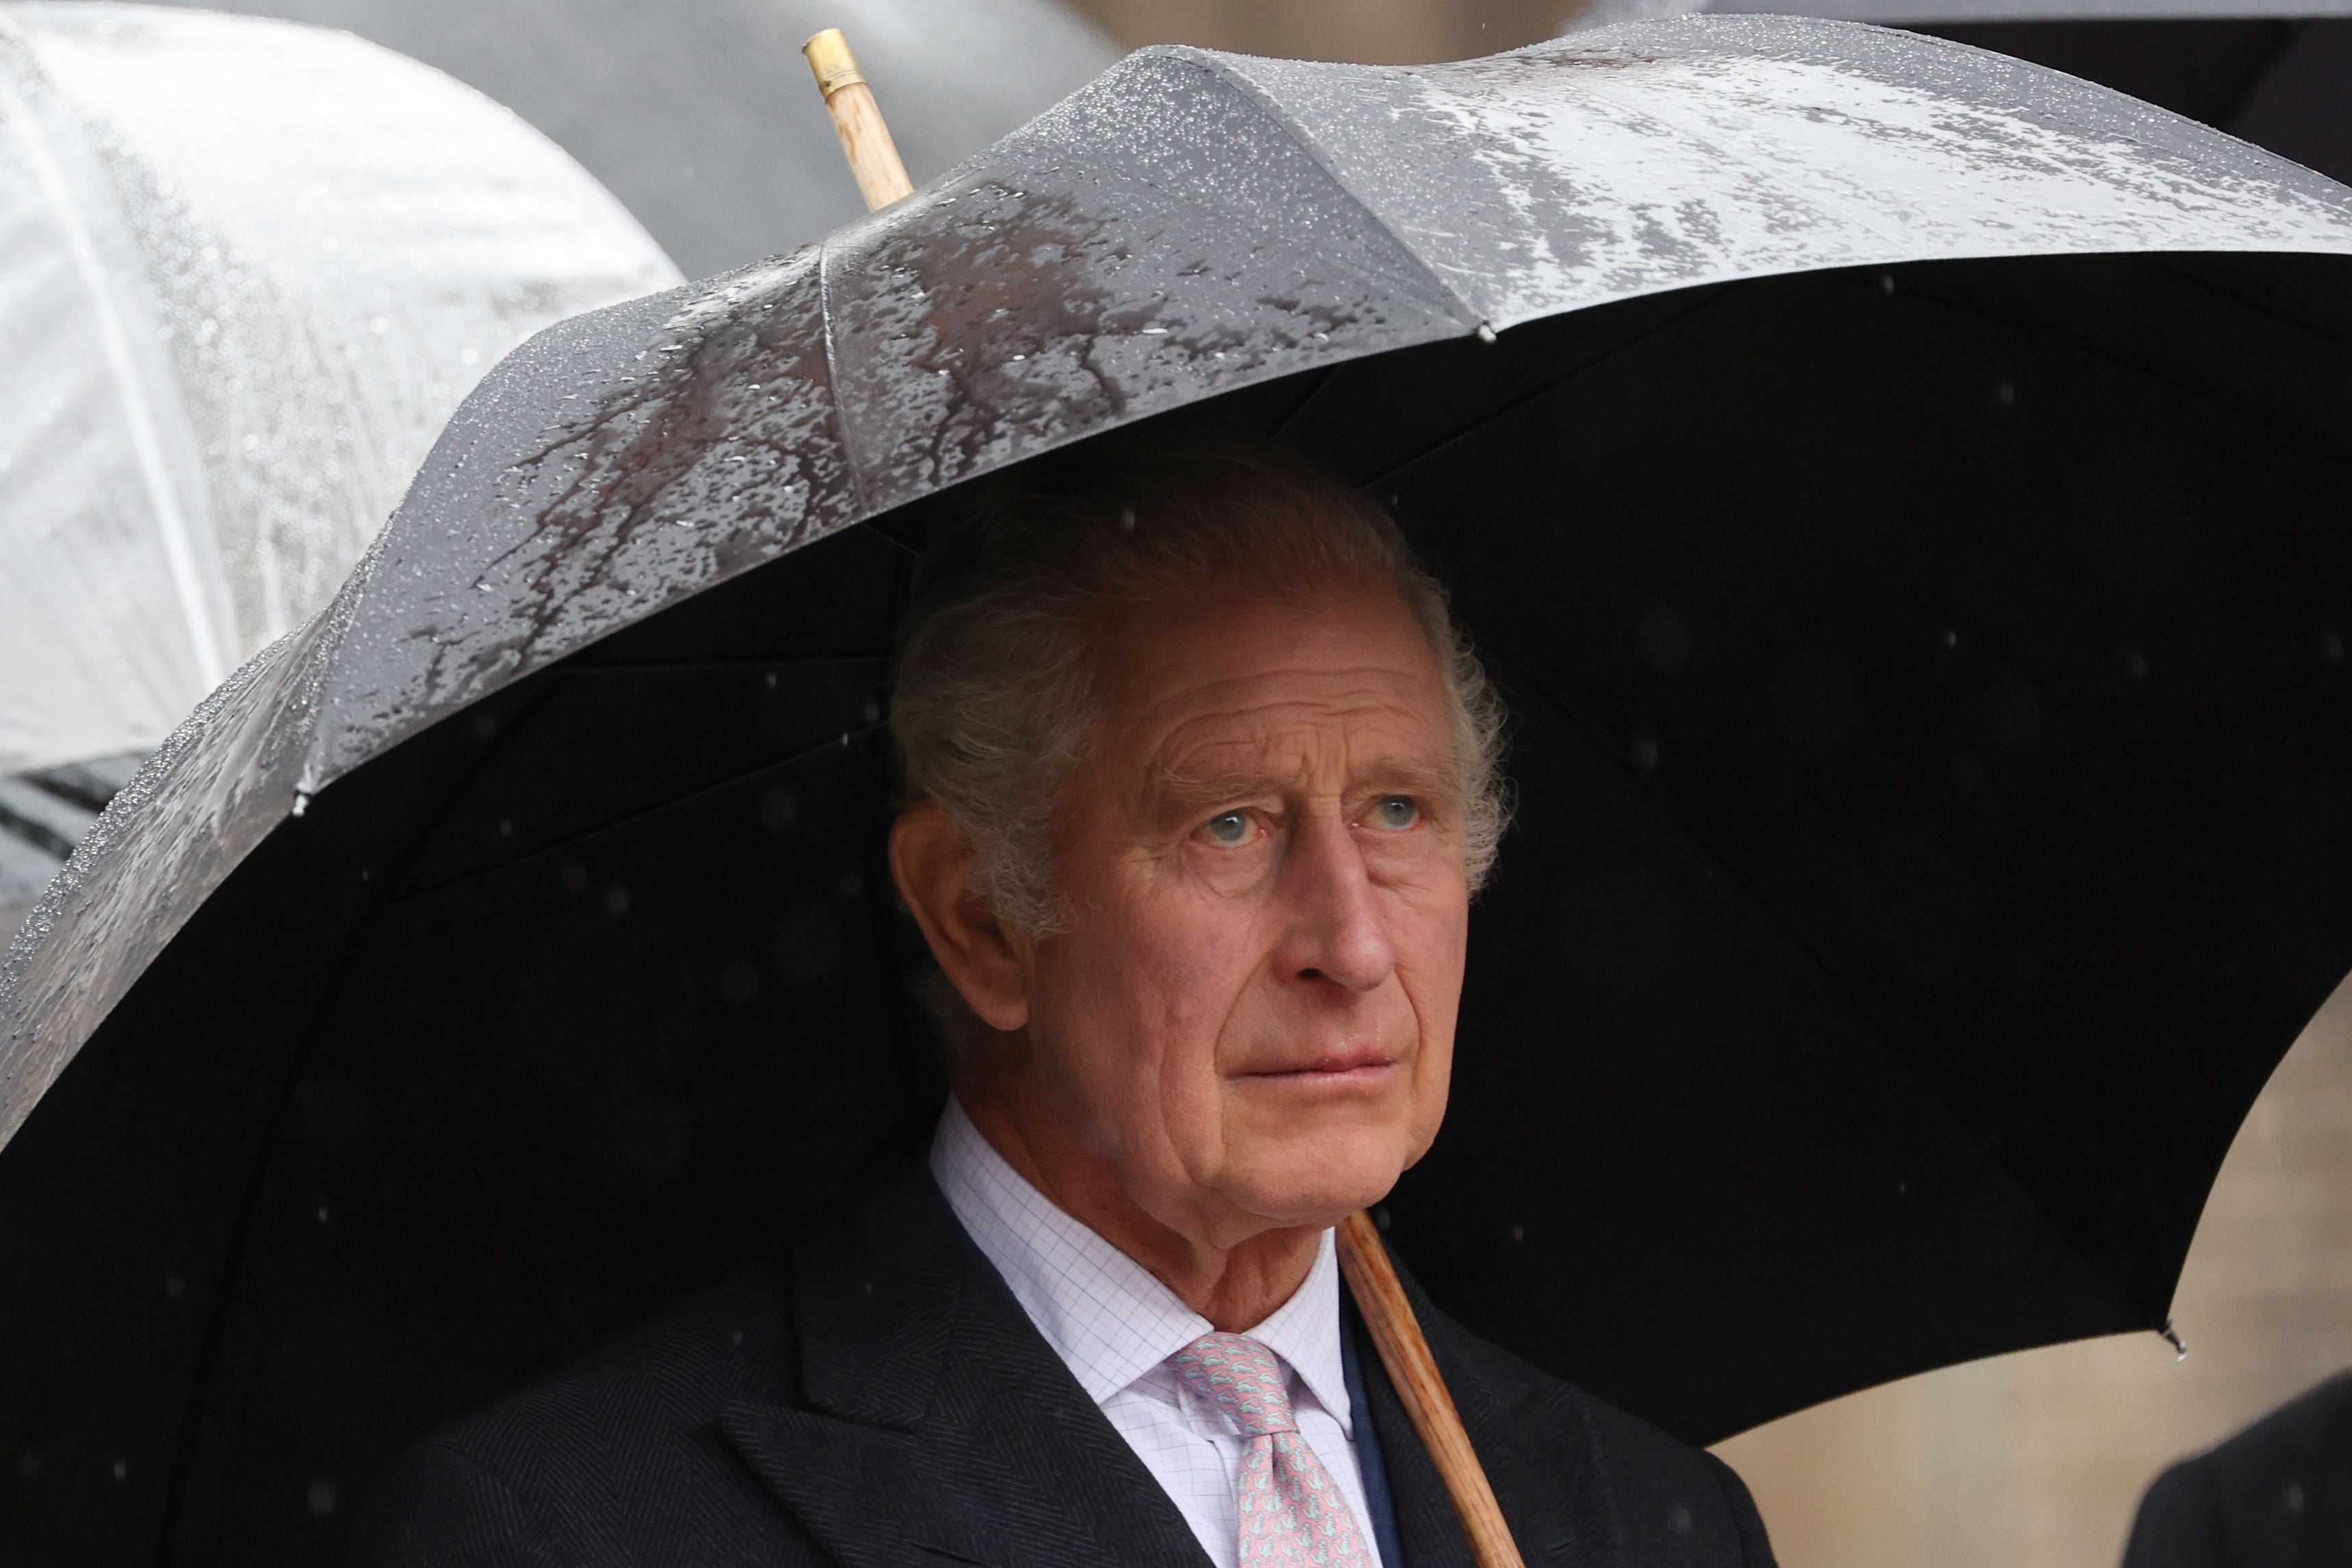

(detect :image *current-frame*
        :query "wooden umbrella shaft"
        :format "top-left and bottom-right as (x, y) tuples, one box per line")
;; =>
(1337, 1210), (1528, 1568)
(802, 29), (912, 211)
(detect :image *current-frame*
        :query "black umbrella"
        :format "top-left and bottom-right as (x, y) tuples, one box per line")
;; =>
(7, 16), (2352, 1563)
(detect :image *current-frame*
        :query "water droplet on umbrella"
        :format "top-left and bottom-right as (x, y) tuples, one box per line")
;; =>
(307, 1478), (337, 1517)
(1475, 321), (1497, 345)
(2283, 1480), (2305, 1515)
(315, 1203), (330, 1223)
(1993, 380), (2016, 410)
(2124, 651), (2148, 679)
(605, 885), (630, 918)
(1507, 1222), (1526, 1244)
(1629, 735), (1661, 771)
(112, 1459), (127, 1481)
(2323, 630), (2344, 663)
(1878, 272), (1896, 295)
(496, 818), (513, 839)
(164, 1273), (184, 1300)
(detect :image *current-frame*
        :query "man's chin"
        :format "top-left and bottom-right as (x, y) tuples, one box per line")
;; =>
(1220, 1151), (1406, 1231)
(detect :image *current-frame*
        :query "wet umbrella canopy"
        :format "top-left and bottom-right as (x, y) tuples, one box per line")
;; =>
(6, 16), (2352, 1561)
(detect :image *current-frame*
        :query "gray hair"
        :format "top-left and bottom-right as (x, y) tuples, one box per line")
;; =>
(890, 435), (1510, 941)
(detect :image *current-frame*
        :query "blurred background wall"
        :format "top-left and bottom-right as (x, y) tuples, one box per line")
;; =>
(1715, 977), (2352, 1567)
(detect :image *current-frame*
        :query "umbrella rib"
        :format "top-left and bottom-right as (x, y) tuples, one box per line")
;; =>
(1182, 50), (1487, 336)
(816, 234), (879, 522)
(384, 715), (892, 909)
(1356, 282), (1739, 493)
(154, 664), (578, 1548)
(1889, 261), (2352, 469)
(1473, 636), (2142, 1312)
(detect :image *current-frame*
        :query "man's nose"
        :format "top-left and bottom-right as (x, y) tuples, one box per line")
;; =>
(1275, 818), (1397, 994)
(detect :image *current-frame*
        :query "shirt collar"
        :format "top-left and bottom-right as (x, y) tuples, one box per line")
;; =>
(929, 1099), (1353, 1436)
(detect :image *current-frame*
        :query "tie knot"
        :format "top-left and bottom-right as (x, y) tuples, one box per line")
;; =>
(1171, 1332), (1297, 1437)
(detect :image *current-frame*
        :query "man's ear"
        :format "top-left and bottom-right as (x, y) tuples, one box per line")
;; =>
(889, 799), (1033, 1033)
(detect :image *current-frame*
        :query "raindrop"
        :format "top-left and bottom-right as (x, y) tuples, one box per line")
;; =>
(2124, 651), (2148, 679)
(840, 872), (864, 900)
(763, 670), (779, 690)
(112, 1460), (127, 1482)
(2283, 1480), (2305, 1516)
(164, 1273), (185, 1300)
(496, 819), (514, 840)
(1993, 380), (2017, 410)
(2323, 630), (2344, 663)
(1667, 1502), (1693, 1536)
(561, 862), (588, 894)
(862, 699), (882, 726)
(1878, 272), (1896, 295)
(2160, 1319), (2188, 1360)
(1949, 754), (1986, 795)
(307, 1478), (338, 1517)
(1475, 321), (1497, 345)
(722, 962), (762, 1002)
(1117, 507), (1137, 533)
(291, 792), (309, 819)
(1507, 1222), (1526, 1244)
(1628, 735), (1661, 772)
(315, 1204), (330, 1224)
(1371, 1206), (1393, 1234)
(1636, 609), (1690, 674)
(761, 789), (798, 833)
(1941, 628), (1959, 651)
(605, 885), (630, 918)
(17, 1451), (39, 1480)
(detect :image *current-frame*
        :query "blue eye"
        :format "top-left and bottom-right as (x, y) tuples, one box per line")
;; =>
(1372, 797), (1419, 831)
(1205, 812), (1253, 847)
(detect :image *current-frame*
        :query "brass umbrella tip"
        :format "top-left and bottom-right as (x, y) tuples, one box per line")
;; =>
(801, 27), (865, 98)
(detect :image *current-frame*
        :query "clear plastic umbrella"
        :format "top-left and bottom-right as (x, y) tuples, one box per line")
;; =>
(0, 2), (681, 776)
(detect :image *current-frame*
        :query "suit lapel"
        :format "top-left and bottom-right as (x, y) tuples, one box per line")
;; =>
(721, 1157), (1210, 1568)
(1356, 1248), (1619, 1568)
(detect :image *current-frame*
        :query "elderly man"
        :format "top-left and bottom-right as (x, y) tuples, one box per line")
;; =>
(370, 437), (1775, 1567)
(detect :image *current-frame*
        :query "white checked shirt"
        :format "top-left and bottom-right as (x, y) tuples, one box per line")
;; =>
(931, 1101), (1382, 1568)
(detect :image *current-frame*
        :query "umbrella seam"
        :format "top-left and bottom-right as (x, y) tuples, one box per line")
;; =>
(1172, 49), (1489, 337)
(817, 234), (877, 522)
(154, 663), (576, 1553)
(1471, 635), (2147, 1323)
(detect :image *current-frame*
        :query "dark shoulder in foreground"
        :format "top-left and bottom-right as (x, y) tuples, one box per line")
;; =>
(1416, 1294), (1778, 1568)
(354, 1271), (827, 1568)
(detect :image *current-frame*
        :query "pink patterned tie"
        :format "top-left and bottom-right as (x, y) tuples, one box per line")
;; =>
(1170, 1332), (1375, 1568)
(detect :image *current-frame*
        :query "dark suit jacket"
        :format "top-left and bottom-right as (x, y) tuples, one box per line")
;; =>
(2122, 1371), (2352, 1568)
(367, 1156), (1775, 1567)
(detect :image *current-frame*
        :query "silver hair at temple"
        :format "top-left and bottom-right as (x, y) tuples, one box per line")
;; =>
(888, 437), (1510, 942)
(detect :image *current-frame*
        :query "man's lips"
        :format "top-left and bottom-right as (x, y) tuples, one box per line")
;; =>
(1236, 1047), (1399, 1079)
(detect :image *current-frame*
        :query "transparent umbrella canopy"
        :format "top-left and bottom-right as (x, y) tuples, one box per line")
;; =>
(0, 2), (682, 776)
(84, 0), (1127, 279)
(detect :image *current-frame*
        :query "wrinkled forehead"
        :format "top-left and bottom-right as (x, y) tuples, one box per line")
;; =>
(1081, 578), (1459, 802)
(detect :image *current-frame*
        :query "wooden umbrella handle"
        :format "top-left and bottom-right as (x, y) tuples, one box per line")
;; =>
(802, 28), (913, 211)
(1337, 1210), (1528, 1568)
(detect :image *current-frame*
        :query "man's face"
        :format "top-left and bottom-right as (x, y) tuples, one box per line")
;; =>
(1018, 577), (1469, 1246)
